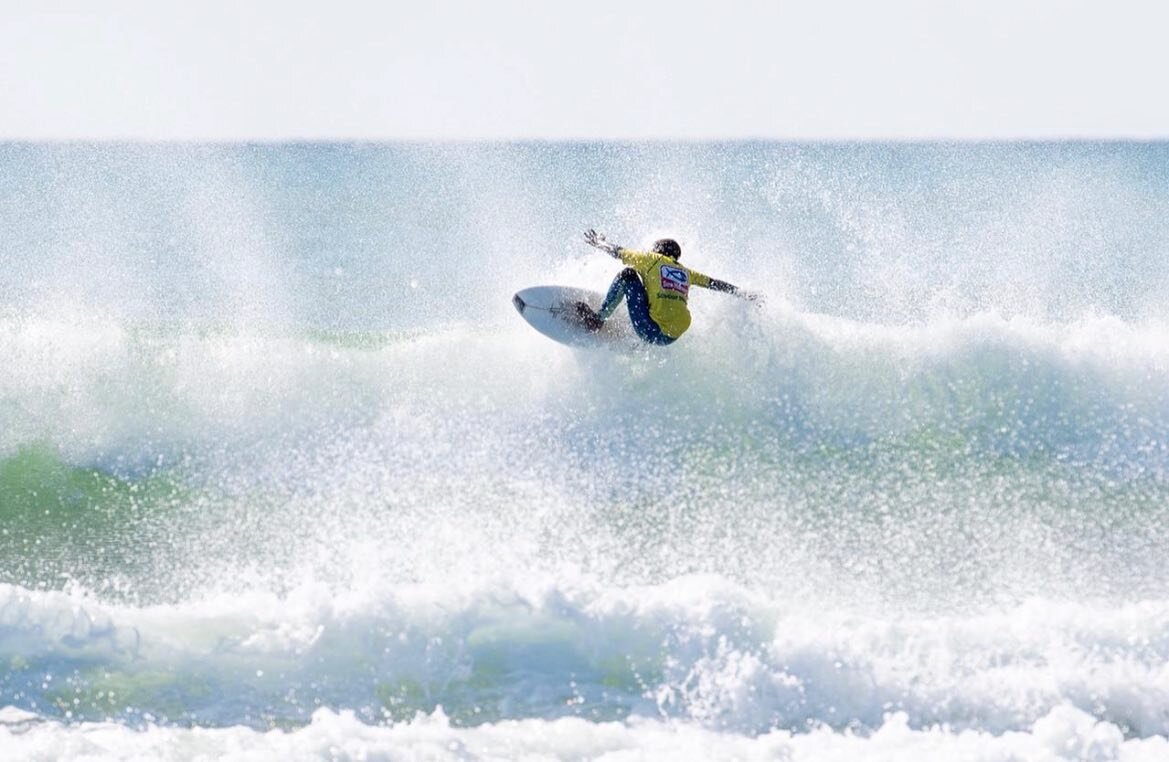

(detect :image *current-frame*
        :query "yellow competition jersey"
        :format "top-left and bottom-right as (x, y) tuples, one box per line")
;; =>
(618, 249), (713, 338)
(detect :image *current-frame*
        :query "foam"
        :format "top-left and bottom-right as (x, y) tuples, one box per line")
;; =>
(3, 704), (1168, 762)
(4, 580), (1169, 740)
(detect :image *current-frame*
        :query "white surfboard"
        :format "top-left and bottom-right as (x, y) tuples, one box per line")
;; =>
(512, 285), (638, 349)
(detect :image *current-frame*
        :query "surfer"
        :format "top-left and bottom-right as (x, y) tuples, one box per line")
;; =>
(576, 229), (759, 345)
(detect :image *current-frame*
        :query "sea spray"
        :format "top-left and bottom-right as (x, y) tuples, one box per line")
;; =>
(2, 142), (1168, 759)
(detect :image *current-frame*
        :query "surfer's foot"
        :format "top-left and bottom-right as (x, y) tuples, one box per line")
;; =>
(574, 302), (604, 332)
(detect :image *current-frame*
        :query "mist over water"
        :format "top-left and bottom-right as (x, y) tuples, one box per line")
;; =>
(2, 142), (1169, 760)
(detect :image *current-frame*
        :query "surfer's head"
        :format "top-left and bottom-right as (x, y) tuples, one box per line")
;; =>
(652, 239), (681, 260)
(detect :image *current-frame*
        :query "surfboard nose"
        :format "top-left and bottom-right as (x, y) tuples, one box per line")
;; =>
(512, 293), (526, 314)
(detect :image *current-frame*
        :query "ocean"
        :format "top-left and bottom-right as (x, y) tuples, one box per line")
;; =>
(1, 142), (1168, 760)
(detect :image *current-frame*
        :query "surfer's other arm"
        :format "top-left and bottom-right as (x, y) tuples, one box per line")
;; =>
(583, 229), (623, 258)
(704, 277), (764, 303)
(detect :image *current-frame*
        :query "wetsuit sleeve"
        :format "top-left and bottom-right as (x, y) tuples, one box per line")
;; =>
(687, 269), (714, 289)
(691, 270), (740, 294)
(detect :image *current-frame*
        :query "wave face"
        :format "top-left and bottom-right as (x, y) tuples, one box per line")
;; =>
(2, 142), (1169, 759)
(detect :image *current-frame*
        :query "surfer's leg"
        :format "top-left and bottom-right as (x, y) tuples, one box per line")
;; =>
(598, 268), (640, 320)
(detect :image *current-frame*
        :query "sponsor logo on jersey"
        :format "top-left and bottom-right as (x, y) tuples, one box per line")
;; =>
(660, 265), (689, 296)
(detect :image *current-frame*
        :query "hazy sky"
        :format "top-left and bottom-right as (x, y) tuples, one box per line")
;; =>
(3, 0), (1168, 140)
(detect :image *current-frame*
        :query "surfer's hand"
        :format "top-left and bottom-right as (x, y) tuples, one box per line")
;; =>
(584, 229), (620, 255)
(740, 290), (766, 306)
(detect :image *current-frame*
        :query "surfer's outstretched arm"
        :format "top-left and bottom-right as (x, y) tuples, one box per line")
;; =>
(584, 229), (623, 258)
(708, 278), (764, 303)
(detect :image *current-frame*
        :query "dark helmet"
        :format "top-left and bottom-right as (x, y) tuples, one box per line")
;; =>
(652, 238), (681, 260)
